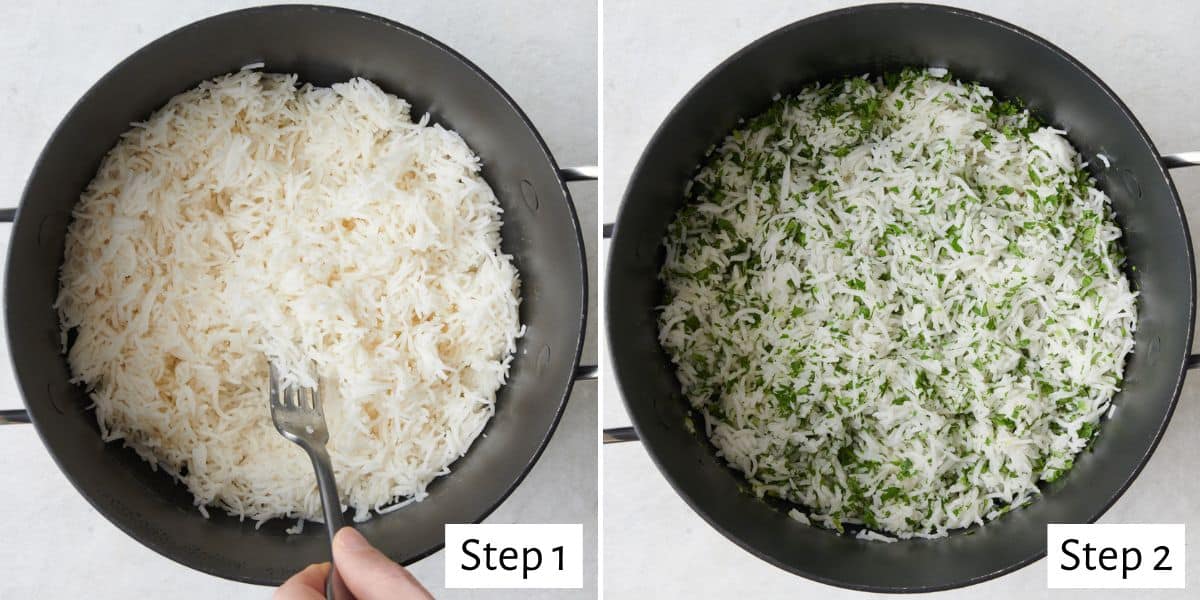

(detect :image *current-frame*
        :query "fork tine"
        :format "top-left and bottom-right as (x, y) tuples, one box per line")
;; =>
(311, 363), (323, 414)
(268, 361), (281, 405)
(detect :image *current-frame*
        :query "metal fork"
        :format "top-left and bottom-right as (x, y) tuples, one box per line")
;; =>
(269, 361), (354, 600)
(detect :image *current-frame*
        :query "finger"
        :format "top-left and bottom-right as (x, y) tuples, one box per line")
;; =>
(273, 562), (330, 600)
(333, 527), (433, 600)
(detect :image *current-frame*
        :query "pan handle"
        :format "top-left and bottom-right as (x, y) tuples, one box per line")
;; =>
(604, 426), (637, 444)
(560, 166), (599, 182)
(1161, 153), (1200, 368)
(1161, 152), (1200, 169)
(561, 166), (598, 381)
(0, 209), (29, 424)
(0, 410), (31, 425)
(599, 222), (639, 442)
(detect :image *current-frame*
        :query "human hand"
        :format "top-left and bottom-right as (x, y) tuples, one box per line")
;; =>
(274, 527), (434, 600)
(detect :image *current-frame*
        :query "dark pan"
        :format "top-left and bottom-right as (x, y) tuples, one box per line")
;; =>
(0, 5), (592, 586)
(605, 3), (1196, 592)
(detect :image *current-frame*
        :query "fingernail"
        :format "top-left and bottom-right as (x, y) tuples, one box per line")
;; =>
(336, 527), (369, 551)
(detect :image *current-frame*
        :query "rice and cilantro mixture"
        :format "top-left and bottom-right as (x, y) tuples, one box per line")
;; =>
(658, 68), (1137, 540)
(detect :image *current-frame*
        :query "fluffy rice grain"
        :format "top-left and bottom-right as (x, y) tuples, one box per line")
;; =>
(56, 71), (521, 525)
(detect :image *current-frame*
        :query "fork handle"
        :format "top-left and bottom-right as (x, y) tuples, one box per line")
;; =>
(326, 567), (352, 600)
(307, 445), (354, 600)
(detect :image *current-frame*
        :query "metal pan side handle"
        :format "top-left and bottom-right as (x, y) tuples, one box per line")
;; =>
(1161, 152), (1200, 170)
(0, 409), (30, 425)
(599, 222), (638, 442)
(1161, 153), (1200, 368)
(604, 426), (638, 444)
(562, 166), (597, 382)
(560, 165), (599, 182)
(0, 208), (29, 425)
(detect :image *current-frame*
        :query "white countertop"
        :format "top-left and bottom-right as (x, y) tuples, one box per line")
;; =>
(601, 1), (1200, 598)
(0, 1), (597, 598)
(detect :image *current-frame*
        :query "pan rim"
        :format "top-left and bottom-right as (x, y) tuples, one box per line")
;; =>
(606, 1), (1195, 593)
(5, 3), (588, 587)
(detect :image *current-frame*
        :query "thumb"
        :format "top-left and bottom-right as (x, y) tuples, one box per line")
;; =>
(333, 527), (434, 600)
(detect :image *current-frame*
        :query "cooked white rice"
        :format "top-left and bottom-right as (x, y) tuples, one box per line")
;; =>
(56, 71), (522, 525)
(659, 69), (1137, 539)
